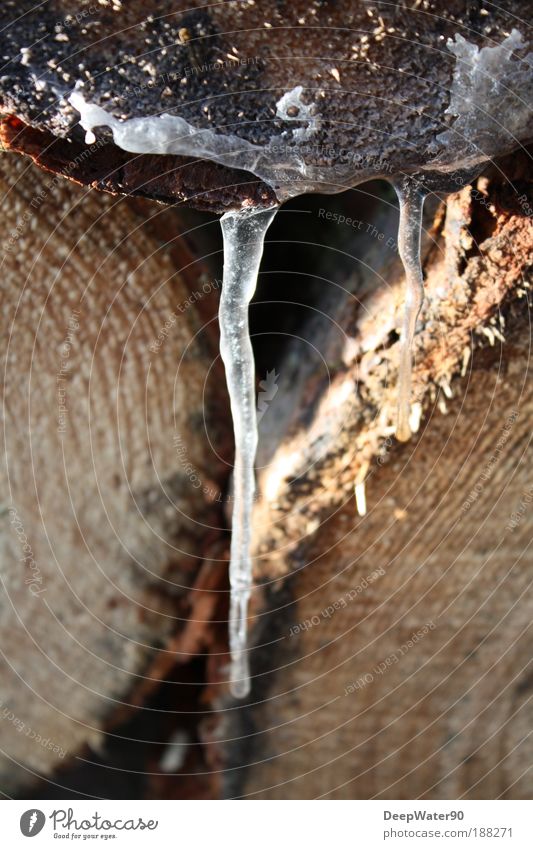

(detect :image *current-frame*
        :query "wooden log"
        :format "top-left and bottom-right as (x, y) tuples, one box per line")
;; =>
(0, 153), (229, 793)
(1, 1), (531, 211)
(0, 0), (531, 799)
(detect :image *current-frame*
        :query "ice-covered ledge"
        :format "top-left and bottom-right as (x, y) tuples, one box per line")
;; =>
(69, 29), (532, 201)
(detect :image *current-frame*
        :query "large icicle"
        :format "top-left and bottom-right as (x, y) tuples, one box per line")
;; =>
(393, 179), (427, 443)
(219, 206), (278, 698)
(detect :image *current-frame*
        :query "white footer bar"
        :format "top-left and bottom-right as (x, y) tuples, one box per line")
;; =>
(2, 799), (532, 847)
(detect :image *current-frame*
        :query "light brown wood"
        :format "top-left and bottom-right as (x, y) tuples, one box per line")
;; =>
(0, 155), (227, 792)
(238, 348), (533, 798)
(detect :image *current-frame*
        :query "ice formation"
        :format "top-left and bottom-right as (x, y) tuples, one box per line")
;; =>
(219, 206), (278, 698)
(275, 86), (321, 141)
(393, 180), (427, 443)
(67, 28), (532, 697)
(437, 30), (533, 169)
(66, 90), (385, 197)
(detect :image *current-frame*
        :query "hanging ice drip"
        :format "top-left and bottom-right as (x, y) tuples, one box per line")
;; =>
(392, 178), (427, 442)
(218, 206), (278, 698)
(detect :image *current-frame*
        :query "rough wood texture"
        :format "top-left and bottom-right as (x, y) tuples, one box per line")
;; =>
(0, 115), (276, 215)
(0, 1), (530, 798)
(0, 154), (229, 793)
(219, 154), (533, 799)
(1, 1), (531, 210)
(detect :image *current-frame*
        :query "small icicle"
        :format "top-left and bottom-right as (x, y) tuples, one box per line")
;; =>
(354, 460), (370, 517)
(393, 178), (427, 442)
(219, 205), (278, 698)
(355, 481), (367, 517)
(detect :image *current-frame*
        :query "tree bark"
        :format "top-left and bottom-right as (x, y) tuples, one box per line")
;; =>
(218, 151), (533, 799)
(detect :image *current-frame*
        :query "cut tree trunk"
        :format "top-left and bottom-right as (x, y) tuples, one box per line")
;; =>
(0, 153), (230, 794)
(1, 1), (531, 211)
(0, 1), (530, 798)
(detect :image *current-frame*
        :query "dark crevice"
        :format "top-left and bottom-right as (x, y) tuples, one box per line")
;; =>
(250, 181), (396, 378)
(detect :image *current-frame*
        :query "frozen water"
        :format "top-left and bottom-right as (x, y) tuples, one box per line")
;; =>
(219, 206), (278, 698)
(393, 179), (427, 442)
